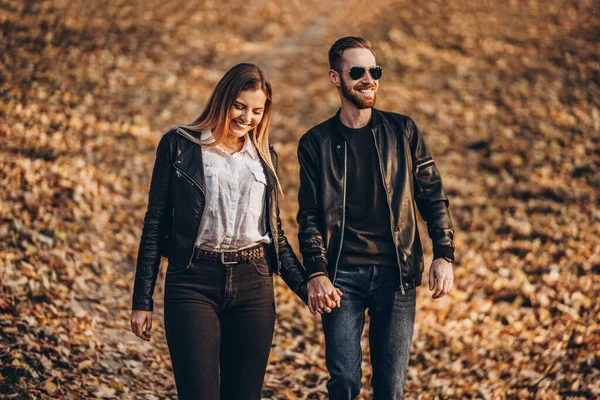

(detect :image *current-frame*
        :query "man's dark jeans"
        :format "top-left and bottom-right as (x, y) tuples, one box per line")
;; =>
(163, 257), (275, 400)
(322, 265), (416, 400)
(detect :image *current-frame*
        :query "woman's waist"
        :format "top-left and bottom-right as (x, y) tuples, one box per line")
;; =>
(192, 242), (270, 265)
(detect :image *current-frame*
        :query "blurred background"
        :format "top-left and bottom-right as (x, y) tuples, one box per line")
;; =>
(1, 0), (598, 398)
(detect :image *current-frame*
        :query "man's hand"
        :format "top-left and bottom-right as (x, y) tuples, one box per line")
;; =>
(130, 310), (153, 341)
(307, 276), (343, 315)
(429, 258), (454, 299)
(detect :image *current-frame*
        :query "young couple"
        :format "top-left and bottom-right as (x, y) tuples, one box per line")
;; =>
(130, 36), (455, 400)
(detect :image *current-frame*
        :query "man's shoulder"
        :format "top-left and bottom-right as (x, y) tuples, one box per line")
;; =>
(375, 109), (420, 140)
(376, 109), (414, 126)
(300, 116), (336, 144)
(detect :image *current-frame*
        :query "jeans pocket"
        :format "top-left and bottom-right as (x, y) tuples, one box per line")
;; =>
(251, 258), (272, 277)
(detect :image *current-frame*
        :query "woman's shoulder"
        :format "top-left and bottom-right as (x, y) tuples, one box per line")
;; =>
(153, 127), (199, 158)
(160, 128), (178, 140)
(159, 126), (203, 146)
(166, 126), (200, 139)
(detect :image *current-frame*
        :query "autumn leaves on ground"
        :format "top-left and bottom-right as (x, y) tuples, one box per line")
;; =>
(1, 0), (599, 399)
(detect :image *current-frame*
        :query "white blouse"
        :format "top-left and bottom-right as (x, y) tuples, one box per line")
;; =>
(194, 130), (271, 251)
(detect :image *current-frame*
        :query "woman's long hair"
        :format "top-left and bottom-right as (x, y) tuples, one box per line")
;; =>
(177, 63), (281, 193)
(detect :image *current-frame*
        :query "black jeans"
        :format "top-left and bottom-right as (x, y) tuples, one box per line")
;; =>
(164, 256), (276, 400)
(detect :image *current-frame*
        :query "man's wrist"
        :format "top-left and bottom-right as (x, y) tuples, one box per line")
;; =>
(433, 245), (455, 263)
(306, 259), (328, 276)
(308, 271), (329, 281)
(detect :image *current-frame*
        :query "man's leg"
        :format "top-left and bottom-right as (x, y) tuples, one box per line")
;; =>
(322, 266), (371, 400)
(368, 266), (416, 400)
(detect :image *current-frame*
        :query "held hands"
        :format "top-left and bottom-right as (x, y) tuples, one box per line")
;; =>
(429, 258), (454, 299)
(307, 275), (343, 315)
(130, 310), (153, 341)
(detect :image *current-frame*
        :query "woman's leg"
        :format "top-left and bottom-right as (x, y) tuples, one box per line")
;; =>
(219, 258), (276, 400)
(164, 263), (225, 400)
(164, 301), (220, 399)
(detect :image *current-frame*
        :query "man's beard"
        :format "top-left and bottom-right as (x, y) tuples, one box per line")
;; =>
(340, 75), (377, 109)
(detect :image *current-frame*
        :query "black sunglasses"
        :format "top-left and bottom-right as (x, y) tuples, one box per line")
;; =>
(342, 66), (383, 80)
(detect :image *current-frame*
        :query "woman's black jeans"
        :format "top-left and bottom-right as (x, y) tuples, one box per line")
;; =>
(163, 256), (276, 400)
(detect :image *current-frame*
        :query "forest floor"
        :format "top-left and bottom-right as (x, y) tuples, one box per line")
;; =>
(1, 0), (599, 398)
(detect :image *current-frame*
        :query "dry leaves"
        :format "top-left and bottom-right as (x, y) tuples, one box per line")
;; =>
(1, 0), (599, 399)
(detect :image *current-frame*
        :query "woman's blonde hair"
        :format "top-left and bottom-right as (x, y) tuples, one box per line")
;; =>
(177, 63), (281, 193)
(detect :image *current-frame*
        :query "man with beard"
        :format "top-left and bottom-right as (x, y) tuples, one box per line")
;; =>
(297, 36), (455, 399)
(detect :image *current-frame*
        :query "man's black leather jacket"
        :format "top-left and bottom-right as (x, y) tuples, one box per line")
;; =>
(297, 109), (454, 292)
(132, 128), (308, 311)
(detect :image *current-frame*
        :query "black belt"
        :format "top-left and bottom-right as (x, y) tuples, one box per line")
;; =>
(193, 243), (267, 265)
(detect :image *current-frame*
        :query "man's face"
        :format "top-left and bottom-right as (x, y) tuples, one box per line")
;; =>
(338, 48), (378, 109)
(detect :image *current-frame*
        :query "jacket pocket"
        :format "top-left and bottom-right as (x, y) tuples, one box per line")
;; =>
(415, 158), (435, 175)
(159, 207), (174, 258)
(413, 157), (435, 194)
(174, 165), (199, 189)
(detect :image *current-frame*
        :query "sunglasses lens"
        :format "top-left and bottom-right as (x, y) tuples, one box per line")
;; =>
(347, 66), (382, 80)
(349, 67), (366, 80)
(369, 67), (383, 80)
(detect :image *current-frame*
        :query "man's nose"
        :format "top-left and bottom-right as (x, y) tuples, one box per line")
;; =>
(361, 71), (375, 84)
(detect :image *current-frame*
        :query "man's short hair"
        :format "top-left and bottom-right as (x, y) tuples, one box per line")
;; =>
(329, 36), (375, 70)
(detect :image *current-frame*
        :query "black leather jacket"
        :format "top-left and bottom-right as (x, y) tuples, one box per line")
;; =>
(297, 109), (454, 292)
(132, 128), (308, 311)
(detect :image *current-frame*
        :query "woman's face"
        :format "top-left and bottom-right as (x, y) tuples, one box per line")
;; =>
(228, 89), (267, 139)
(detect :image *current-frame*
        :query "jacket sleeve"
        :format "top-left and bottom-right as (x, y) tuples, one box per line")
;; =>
(296, 135), (329, 275)
(132, 134), (174, 311)
(270, 149), (308, 304)
(408, 118), (456, 262)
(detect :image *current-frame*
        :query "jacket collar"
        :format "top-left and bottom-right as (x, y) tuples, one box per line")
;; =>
(331, 107), (382, 133)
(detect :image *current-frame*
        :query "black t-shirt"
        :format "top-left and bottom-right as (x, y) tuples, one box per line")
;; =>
(334, 115), (397, 267)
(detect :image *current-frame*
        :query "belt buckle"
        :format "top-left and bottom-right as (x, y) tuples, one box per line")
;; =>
(221, 252), (237, 265)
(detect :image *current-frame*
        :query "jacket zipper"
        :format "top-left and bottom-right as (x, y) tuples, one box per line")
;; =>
(415, 159), (435, 175)
(272, 183), (281, 274)
(174, 165), (201, 188)
(371, 129), (406, 295)
(174, 164), (206, 269)
(332, 141), (347, 285)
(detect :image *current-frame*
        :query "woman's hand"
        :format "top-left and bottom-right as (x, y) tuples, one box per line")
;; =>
(307, 276), (343, 315)
(130, 310), (153, 341)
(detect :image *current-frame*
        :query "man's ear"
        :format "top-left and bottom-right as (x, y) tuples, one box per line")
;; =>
(329, 69), (341, 87)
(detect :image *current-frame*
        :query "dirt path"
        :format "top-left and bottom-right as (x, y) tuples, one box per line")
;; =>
(1, 0), (599, 398)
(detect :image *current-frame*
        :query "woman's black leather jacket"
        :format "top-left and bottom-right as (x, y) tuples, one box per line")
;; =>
(132, 128), (308, 311)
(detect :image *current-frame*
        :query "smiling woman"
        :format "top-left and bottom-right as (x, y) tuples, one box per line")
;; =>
(177, 63), (280, 190)
(129, 63), (308, 400)
(223, 89), (267, 152)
